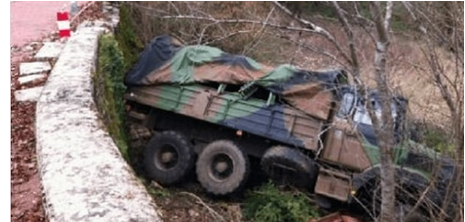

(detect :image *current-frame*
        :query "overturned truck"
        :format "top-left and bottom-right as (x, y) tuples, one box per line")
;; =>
(124, 36), (455, 220)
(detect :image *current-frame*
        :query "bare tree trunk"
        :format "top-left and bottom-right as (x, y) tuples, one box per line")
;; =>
(369, 2), (396, 221)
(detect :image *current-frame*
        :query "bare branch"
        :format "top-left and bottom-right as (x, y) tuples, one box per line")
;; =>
(384, 2), (393, 31)
(203, 30), (254, 45)
(273, 1), (353, 65)
(277, 33), (350, 70)
(402, 2), (427, 34)
(353, 2), (375, 26)
(407, 4), (454, 48)
(179, 192), (226, 222)
(272, 1), (332, 35)
(134, 11), (335, 36)
(197, 21), (219, 45)
(332, 2), (360, 76)
(242, 6), (276, 55)
(167, 1), (181, 15)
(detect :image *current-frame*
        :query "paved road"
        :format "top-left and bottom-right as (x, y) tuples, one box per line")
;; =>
(10, 1), (86, 47)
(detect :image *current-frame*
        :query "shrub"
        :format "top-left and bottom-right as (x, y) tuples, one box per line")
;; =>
(94, 34), (129, 161)
(408, 119), (453, 153)
(423, 128), (454, 153)
(243, 182), (319, 222)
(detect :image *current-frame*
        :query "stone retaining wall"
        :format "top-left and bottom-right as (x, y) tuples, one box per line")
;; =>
(35, 25), (161, 221)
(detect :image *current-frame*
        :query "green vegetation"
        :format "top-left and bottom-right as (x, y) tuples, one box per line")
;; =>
(423, 128), (454, 154)
(147, 186), (172, 198)
(115, 4), (144, 72)
(94, 34), (129, 161)
(409, 120), (454, 154)
(243, 182), (319, 222)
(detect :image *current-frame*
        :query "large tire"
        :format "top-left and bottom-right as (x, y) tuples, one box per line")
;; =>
(196, 140), (250, 196)
(143, 131), (194, 185)
(397, 204), (427, 222)
(355, 177), (428, 222)
(261, 146), (318, 191)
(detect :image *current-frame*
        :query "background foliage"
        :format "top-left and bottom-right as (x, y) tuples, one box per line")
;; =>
(94, 34), (129, 161)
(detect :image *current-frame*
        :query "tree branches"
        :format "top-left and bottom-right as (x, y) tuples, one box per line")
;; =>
(273, 1), (353, 67)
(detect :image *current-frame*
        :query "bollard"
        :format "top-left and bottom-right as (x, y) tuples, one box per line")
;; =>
(57, 11), (71, 38)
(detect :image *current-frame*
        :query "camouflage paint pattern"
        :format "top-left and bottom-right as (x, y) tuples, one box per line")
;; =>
(125, 35), (345, 121)
(126, 84), (323, 151)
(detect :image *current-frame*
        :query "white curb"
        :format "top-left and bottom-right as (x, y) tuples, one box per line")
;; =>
(35, 24), (162, 221)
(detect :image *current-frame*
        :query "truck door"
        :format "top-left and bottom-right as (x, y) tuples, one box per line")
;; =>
(321, 91), (372, 171)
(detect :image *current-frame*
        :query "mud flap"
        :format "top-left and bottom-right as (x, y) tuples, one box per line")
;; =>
(314, 168), (351, 202)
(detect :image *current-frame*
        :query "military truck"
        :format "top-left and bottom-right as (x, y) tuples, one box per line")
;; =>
(124, 36), (455, 220)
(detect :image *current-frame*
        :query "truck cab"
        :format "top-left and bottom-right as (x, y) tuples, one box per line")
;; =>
(314, 86), (408, 202)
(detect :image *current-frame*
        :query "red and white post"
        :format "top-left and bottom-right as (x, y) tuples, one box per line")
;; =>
(57, 11), (71, 38)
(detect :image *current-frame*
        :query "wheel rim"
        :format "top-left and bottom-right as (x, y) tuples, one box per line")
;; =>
(209, 153), (234, 182)
(154, 144), (179, 170)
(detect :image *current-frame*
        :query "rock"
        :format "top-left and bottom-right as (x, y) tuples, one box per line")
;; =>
(23, 45), (34, 52)
(11, 46), (20, 52)
(18, 74), (47, 85)
(35, 42), (65, 59)
(20, 62), (51, 76)
(93, 19), (108, 28)
(14, 86), (43, 102)
(150, 181), (164, 190)
(29, 42), (41, 47)
(111, 17), (119, 26)
(188, 209), (199, 217)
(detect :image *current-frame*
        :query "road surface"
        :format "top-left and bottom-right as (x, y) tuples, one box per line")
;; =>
(10, 1), (86, 47)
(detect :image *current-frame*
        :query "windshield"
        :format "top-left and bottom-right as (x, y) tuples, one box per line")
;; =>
(338, 92), (355, 118)
(337, 90), (407, 144)
(353, 99), (398, 126)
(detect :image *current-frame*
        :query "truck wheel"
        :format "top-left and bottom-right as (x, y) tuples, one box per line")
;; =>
(261, 146), (318, 191)
(143, 131), (194, 185)
(396, 204), (427, 222)
(196, 140), (249, 196)
(356, 178), (428, 221)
